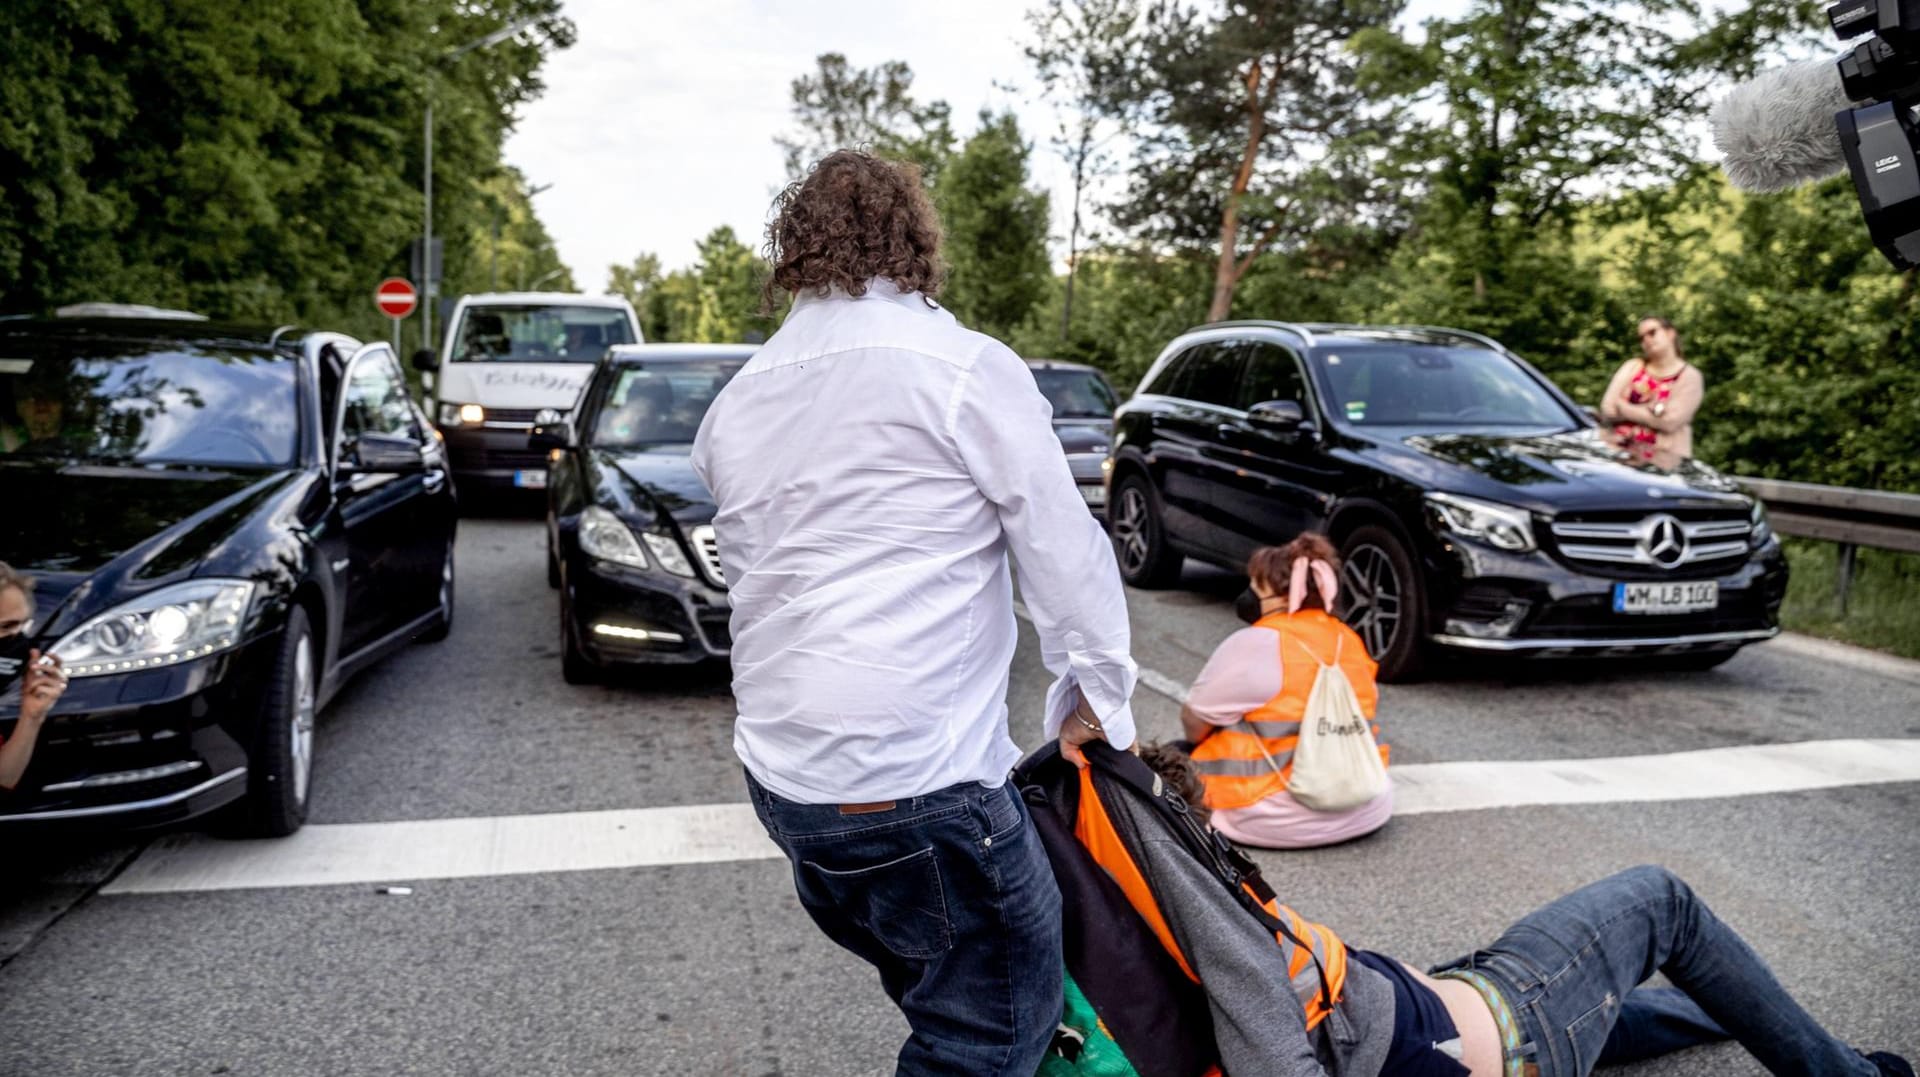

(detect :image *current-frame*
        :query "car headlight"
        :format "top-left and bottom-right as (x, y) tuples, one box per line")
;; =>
(1749, 498), (1772, 545)
(1426, 492), (1536, 552)
(437, 402), (485, 426)
(640, 532), (694, 577)
(49, 580), (256, 678)
(579, 506), (649, 570)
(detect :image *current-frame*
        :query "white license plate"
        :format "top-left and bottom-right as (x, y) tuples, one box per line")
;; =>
(513, 469), (548, 489)
(1613, 581), (1717, 614)
(1080, 484), (1107, 506)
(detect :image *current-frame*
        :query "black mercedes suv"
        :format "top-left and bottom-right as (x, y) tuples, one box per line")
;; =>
(1107, 322), (1786, 680)
(0, 318), (457, 835)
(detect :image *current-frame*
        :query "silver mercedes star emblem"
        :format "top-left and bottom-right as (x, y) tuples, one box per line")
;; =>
(1640, 514), (1688, 568)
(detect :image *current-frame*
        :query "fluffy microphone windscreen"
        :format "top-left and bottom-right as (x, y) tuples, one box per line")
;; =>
(1712, 58), (1855, 193)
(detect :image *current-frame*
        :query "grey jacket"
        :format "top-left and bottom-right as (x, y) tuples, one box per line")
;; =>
(1102, 783), (1395, 1077)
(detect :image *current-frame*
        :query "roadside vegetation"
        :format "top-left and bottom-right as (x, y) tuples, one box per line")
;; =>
(1780, 540), (1920, 660)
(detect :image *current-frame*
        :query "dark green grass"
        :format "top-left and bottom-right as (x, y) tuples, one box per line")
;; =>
(1779, 538), (1920, 659)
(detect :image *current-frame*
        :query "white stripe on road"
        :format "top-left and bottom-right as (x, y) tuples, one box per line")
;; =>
(103, 739), (1920, 895)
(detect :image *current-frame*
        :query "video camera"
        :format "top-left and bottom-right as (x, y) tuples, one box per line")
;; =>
(1830, 0), (1920, 267)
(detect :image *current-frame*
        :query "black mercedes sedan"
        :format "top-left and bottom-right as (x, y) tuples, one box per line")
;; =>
(0, 319), (457, 835)
(535, 344), (747, 682)
(1108, 322), (1787, 680)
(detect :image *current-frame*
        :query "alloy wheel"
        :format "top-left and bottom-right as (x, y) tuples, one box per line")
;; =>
(1342, 543), (1403, 660)
(1112, 485), (1151, 576)
(289, 632), (316, 807)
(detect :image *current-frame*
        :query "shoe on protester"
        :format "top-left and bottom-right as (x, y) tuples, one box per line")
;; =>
(1863, 1050), (1915, 1077)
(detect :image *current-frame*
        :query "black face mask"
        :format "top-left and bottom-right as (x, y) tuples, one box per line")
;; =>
(1234, 587), (1265, 625)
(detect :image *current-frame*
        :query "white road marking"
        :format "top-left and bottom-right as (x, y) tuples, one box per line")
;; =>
(105, 738), (1920, 895)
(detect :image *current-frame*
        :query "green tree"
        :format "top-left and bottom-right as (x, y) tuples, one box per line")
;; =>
(774, 53), (955, 181)
(634, 227), (773, 344)
(934, 112), (1052, 341)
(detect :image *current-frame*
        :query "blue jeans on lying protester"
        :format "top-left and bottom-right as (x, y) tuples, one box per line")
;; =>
(1432, 865), (1879, 1076)
(745, 770), (1063, 1077)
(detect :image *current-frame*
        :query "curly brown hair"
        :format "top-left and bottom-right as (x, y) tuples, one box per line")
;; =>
(1247, 532), (1342, 611)
(762, 149), (944, 314)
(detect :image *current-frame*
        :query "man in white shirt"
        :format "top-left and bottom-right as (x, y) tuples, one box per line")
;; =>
(692, 150), (1138, 1075)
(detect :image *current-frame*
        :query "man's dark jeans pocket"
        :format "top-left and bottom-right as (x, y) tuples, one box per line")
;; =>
(799, 846), (954, 960)
(980, 781), (1023, 842)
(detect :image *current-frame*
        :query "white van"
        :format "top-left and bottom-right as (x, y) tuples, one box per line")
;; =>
(422, 292), (642, 493)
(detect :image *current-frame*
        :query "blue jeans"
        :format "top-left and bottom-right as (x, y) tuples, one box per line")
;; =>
(1434, 865), (1877, 1076)
(745, 770), (1064, 1076)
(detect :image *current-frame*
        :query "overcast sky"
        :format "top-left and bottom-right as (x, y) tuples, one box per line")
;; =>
(501, 0), (1462, 291)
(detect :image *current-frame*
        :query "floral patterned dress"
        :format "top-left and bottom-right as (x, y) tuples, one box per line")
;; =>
(1612, 361), (1685, 462)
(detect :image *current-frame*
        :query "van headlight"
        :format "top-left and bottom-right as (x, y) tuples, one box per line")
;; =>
(49, 580), (256, 677)
(1426, 493), (1536, 552)
(437, 402), (485, 426)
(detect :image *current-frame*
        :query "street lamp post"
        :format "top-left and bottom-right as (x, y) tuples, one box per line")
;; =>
(422, 15), (543, 356)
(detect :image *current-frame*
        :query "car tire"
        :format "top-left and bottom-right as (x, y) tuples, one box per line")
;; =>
(1339, 524), (1425, 682)
(547, 532), (561, 590)
(419, 538), (455, 643)
(1110, 473), (1183, 589)
(230, 605), (316, 838)
(560, 591), (596, 685)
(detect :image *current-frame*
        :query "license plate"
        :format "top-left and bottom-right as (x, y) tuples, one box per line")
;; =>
(1080, 484), (1107, 506)
(1613, 581), (1717, 614)
(513, 469), (548, 489)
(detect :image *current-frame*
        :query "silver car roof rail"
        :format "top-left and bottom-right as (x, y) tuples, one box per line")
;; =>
(1181, 320), (1318, 345)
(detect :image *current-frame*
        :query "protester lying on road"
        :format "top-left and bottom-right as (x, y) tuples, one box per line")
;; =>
(1132, 743), (1913, 1077)
(1180, 533), (1394, 849)
(1, 563), (66, 791)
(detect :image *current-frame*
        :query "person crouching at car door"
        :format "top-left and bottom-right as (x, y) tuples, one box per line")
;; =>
(1179, 533), (1394, 849)
(1, 562), (68, 792)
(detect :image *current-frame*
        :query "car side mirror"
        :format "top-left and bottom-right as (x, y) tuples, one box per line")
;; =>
(411, 347), (440, 372)
(1247, 399), (1308, 432)
(528, 421), (572, 452)
(342, 431), (426, 474)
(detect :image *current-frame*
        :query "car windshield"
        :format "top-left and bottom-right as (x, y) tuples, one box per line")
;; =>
(0, 343), (298, 466)
(589, 360), (746, 448)
(452, 304), (636, 363)
(1314, 344), (1574, 430)
(1032, 368), (1117, 418)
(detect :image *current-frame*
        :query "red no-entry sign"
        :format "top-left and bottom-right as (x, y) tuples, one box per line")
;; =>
(375, 277), (418, 319)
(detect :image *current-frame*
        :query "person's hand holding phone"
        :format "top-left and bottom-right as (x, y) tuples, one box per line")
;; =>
(19, 650), (67, 725)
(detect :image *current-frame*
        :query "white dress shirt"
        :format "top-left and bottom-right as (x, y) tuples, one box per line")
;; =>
(691, 279), (1137, 803)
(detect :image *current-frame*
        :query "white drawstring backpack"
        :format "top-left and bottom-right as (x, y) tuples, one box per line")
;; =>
(1270, 635), (1389, 812)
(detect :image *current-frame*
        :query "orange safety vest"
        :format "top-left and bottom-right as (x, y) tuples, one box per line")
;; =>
(1073, 763), (1351, 1031)
(1190, 608), (1387, 811)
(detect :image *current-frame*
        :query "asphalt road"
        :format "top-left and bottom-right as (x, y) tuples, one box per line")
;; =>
(3, 516), (1916, 1077)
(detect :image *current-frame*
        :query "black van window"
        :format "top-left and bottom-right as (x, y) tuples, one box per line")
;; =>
(1236, 341), (1308, 411)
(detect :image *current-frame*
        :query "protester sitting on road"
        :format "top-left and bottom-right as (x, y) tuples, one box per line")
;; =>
(1128, 743), (1912, 1077)
(1599, 315), (1702, 462)
(1, 563), (67, 791)
(1180, 533), (1393, 849)
(692, 149), (1135, 1075)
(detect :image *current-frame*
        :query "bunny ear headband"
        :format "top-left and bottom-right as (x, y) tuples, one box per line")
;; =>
(1287, 556), (1339, 613)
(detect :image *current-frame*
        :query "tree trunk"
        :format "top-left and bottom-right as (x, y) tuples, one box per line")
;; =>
(1208, 60), (1269, 323)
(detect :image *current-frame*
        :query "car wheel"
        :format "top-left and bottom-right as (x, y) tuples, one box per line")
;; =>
(547, 531), (561, 590)
(1110, 474), (1182, 589)
(419, 538), (455, 643)
(560, 591), (596, 685)
(231, 605), (316, 837)
(1339, 525), (1425, 682)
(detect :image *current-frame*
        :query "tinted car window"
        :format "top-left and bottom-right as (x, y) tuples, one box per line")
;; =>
(1236, 342), (1308, 410)
(0, 342), (298, 466)
(589, 360), (746, 447)
(1315, 345), (1574, 428)
(342, 356), (417, 443)
(452, 305), (636, 363)
(1140, 351), (1190, 397)
(1163, 343), (1243, 407)
(1032, 368), (1118, 418)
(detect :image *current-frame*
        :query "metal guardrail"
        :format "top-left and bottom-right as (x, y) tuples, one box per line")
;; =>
(1735, 476), (1920, 615)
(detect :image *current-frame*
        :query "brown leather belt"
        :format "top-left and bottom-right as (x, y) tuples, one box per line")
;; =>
(838, 800), (897, 815)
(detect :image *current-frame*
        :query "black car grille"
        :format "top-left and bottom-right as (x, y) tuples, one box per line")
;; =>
(451, 447), (551, 472)
(1545, 509), (1752, 579)
(484, 407), (565, 425)
(696, 609), (732, 650)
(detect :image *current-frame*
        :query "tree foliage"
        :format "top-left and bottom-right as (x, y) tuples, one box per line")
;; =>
(0, 0), (575, 345)
(612, 228), (771, 345)
(774, 53), (955, 181)
(934, 112), (1052, 341)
